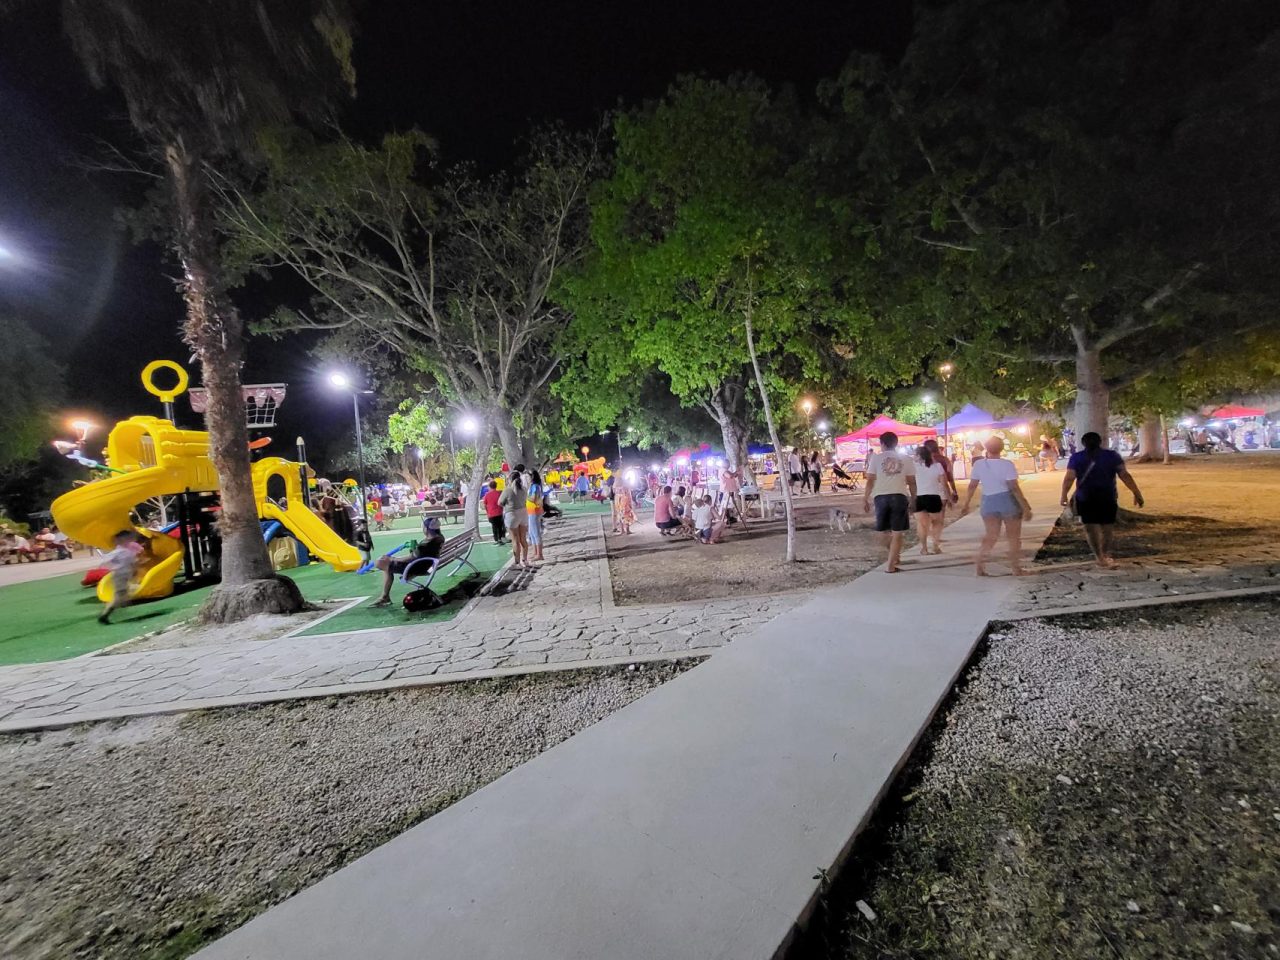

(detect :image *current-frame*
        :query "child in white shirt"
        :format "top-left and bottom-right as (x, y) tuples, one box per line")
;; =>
(692, 495), (715, 544)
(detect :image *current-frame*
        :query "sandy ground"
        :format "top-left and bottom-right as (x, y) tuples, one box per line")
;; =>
(607, 488), (961, 604)
(806, 595), (1280, 959)
(1037, 452), (1280, 566)
(0, 662), (692, 960)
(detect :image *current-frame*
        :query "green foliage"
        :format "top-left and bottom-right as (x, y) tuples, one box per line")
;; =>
(386, 398), (446, 460)
(823, 0), (1280, 413)
(561, 78), (834, 408)
(0, 314), (64, 472)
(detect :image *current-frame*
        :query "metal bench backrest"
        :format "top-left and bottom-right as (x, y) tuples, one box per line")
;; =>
(437, 529), (476, 563)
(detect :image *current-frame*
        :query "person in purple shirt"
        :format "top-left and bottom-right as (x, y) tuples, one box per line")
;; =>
(1060, 431), (1145, 569)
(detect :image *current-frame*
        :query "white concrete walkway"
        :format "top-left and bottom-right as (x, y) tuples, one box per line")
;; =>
(0, 554), (97, 588)
(194, 476), (1063, 960)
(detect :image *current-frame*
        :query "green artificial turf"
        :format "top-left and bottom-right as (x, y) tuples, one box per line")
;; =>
(0, 519), (506, 666)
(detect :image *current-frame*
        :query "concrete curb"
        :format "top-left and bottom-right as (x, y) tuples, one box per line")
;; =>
(0, 646), (719, 734)
(998, 582), (1280, 621)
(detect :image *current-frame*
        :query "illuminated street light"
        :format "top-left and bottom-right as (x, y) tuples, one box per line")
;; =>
(459, 416), (479, 434)
(326, 372), (370, 532)
(921, 393), (934, 404)
(816, 420), (830, 433)
(938, 362), (956, 450)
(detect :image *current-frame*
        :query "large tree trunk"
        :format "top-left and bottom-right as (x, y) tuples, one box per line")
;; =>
(464, 418), (495, 533)
(492, 407), (529, 467)
(742, 298), (795, 563)
(1074, 342), (1110, 443)
(1132, 413), (1165, 462)
(708, 378), (751, 474)
(165, 141), (303, 622)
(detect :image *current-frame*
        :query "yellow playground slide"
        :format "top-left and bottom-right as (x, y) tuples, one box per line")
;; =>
(52, 417), (362, 602)
(252, 457), (363, 572)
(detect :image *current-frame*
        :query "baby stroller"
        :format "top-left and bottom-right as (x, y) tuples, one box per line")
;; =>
(830, 462), (860, 492)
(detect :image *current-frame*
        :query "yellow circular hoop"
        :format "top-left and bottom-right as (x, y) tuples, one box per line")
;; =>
(140, 360), (190, 403)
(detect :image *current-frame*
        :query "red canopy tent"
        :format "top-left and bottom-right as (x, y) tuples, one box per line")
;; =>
(1209, 404), (1265, 419)
(838, 415), (937, 442)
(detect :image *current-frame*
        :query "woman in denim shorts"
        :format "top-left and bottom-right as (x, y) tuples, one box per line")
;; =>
(959, 436), (1033, 576)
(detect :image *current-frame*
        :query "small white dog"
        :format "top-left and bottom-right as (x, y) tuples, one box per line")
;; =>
(828, 507), (853, 532)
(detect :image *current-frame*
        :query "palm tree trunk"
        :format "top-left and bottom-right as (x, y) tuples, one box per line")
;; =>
(742, 278), (795, 563)
(165, 140), (303, 621)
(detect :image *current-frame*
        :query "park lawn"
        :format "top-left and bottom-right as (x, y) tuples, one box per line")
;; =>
(0, 523), (504, 666)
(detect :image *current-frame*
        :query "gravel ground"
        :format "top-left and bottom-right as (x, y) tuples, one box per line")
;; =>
(804, 595), (1279, 960)
(0, 661), (694, 960)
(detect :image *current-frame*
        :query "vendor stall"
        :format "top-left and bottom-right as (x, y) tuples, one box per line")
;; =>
(934, 404), (1036, 477)
(834, 415), (936, 462)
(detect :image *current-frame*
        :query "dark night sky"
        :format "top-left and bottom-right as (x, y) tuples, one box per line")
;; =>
(0, 0), (909, 464)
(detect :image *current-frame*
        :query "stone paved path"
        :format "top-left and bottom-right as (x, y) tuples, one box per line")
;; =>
(1002, 537), (1280, 616)
(0, 514), (798, 731)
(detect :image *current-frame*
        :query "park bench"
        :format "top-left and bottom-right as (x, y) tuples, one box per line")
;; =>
(419, 503), (465, 524)
(400, 528), (480, 598)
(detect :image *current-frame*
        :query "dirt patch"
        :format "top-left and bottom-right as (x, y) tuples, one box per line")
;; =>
(800, 595), (1280, 960)
(0, 661), (693, 960)
(1036, 453), (1280, 567)
(607, 491), (961, 605)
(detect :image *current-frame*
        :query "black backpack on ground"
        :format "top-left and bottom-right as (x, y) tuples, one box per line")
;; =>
(403, 588), (444, 612)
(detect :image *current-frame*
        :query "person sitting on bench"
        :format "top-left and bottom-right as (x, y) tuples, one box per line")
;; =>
(371, 517), (446, 607)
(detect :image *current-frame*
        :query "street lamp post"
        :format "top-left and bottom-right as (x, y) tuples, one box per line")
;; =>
(608, 428), (623, 469)
(939, 362), (955, 453)
(328, 372), (371, 532)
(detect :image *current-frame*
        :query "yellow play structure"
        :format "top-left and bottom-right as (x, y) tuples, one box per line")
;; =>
(51, 361), (362, 602)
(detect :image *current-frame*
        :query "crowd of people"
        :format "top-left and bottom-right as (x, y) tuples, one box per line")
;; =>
(0, 525), (74, 564)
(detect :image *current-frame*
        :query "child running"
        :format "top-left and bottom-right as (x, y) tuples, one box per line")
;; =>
(98, 530), (142, 624)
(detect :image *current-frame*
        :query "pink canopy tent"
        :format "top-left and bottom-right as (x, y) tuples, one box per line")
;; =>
(834, 416), (936, 461)
(838, 415), (937, 442)
(1209, 404), (1265, 419)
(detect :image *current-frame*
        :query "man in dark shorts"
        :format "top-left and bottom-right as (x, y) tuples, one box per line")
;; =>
(1060, 431), (1145, 569)
(863, 431), (917, 573)
(371, 517), (447, 606)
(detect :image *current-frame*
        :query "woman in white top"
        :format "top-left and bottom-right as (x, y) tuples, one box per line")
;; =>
(913, 444), (949, 555)
(959, 436), (1033, 576)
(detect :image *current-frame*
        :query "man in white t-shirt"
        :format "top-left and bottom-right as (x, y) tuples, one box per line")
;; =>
(863, 431), (917, 573)
(787, 450), (802, 493)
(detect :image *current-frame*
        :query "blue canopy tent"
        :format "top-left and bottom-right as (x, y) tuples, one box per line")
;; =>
(747, 443), (775, 456)
(935, 403), (1025, 433)
(689, 446), (725, 462)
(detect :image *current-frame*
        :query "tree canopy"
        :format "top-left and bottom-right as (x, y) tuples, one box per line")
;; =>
(0, 313), (64, 473)
(824, 0), (1280, 435)
(219, 126), (601, 469)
